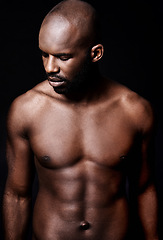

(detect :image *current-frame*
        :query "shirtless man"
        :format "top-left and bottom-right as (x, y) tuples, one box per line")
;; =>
(3, 0), (158, 239)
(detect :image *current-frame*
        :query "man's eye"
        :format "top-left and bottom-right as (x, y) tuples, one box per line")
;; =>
(42, 52), (48, 58)
(59, 56), (71, 61)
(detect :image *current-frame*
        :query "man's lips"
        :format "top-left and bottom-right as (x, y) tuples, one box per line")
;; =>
(48, 76), (63, 82)
(48, 76), (66, 87)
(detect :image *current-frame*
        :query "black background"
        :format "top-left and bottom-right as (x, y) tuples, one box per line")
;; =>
(0, 0), (163, 239)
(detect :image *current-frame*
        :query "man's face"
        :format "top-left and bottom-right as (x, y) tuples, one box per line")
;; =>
(39, 16), (93, 95)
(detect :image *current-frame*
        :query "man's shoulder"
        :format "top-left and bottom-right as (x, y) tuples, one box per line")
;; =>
(8, 81), (51, 121)
(110, 81), (154, 132)
(120, 85), (151, 111)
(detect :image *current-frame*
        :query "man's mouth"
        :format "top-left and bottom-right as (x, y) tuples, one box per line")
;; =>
(48, 76), (62, 81)
(48, 76), (66, 87)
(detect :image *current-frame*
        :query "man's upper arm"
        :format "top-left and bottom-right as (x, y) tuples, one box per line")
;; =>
(5, 96), (35, 196)
(138, 101), (155, 190)
(127, 97), (156, 195)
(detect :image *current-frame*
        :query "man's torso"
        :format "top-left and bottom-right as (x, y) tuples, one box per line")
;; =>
(22, 80), (144, 240)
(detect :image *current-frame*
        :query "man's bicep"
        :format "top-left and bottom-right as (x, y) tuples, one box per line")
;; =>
(128, 106), (155, 193)
(6, 136), (35, 196)
(137, 106), (156, 190)
(5, 100), (35, 196)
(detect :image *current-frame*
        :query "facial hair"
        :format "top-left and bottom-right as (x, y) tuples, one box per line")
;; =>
(47, 53), (95, 95)
(63, 55), (93, 96)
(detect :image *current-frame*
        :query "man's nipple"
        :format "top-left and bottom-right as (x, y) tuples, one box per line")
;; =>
(42, 155), (51, 162)
(120, 155), (127, 161)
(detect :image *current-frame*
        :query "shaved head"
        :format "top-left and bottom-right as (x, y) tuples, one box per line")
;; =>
(39, 0), (103, 97)
(40, 0), (101, 48)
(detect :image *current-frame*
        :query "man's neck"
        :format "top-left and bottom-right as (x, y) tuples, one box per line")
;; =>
(57, 77), (111, 107)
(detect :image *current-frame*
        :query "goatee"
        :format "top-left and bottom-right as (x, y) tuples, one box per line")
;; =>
(53, 57), (97, 96)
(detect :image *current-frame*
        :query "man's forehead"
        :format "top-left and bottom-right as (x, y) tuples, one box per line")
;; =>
(39, 15), (85, 51)
(42, 16), (71, 39)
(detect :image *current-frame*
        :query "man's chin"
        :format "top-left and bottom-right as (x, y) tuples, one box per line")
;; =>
(52, 86), (67, 95)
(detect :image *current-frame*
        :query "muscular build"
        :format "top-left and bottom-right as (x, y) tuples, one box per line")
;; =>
(3, 1), (158, 239)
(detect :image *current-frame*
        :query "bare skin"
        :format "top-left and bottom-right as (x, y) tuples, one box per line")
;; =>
(3, 1), (158, 240)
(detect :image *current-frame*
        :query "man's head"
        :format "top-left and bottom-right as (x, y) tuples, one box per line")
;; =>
(39, 0), (104, 95)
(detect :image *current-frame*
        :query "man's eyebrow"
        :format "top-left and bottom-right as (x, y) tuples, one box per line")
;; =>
(53, 53), (72, 57)
(39, 49), (72, 57)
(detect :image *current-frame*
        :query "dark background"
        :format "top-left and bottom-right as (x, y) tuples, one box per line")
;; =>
(0, 0), (162, 239)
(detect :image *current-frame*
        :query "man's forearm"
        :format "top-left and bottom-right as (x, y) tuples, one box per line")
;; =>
(138, 184), (158, 240)
(3, 191), (32, 240)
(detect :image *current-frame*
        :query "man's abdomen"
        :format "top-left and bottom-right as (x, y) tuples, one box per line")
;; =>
(33, 197), (129, 240)
(32, 172), (129, 240)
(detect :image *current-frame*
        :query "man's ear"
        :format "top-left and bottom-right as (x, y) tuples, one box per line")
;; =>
(91, 44), (104, 62)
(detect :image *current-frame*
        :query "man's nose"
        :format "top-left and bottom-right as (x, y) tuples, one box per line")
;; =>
(45, 55), (60, 73)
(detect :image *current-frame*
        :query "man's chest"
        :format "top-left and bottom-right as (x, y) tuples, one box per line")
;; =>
(29, 105), (137, 169)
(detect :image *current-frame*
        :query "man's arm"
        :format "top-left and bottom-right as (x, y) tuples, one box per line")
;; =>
(3, 97), (35, 240)
(129, 101), (158, 240)
(137, 123), (158, 240)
